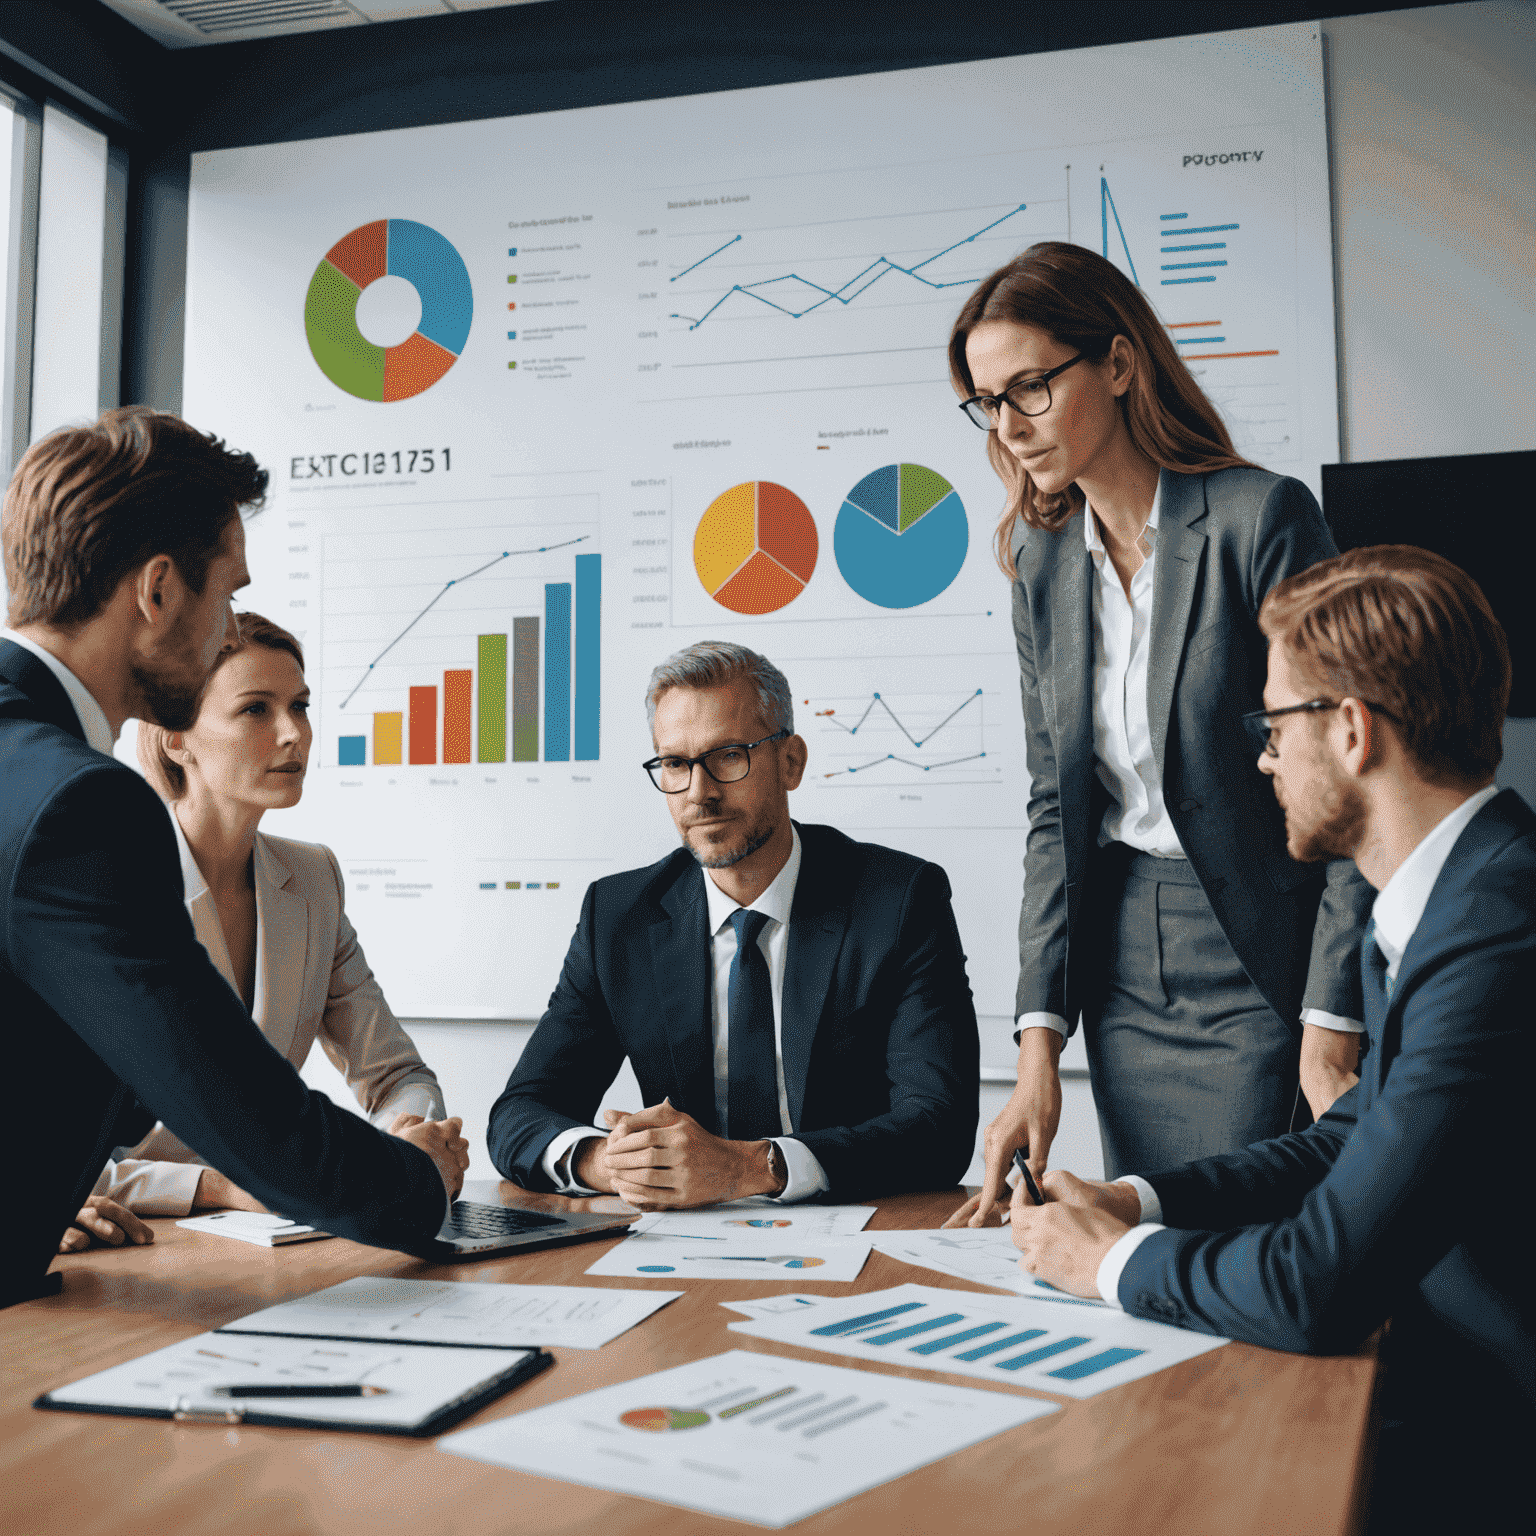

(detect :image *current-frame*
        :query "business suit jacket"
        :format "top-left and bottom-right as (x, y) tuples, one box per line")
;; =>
(1, 640), (445, 1304)
(488, 822), (980, 1200)
(1012, 466), (1372, 1031)
(97, 821), (444, 1215)
(1117, 790), (1534, 1407)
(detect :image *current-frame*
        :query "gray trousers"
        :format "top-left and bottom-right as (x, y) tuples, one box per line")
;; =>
(1084, 849), (1300, 1180)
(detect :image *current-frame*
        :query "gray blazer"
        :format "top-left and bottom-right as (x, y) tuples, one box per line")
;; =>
(1012, 465), (1372, 1033)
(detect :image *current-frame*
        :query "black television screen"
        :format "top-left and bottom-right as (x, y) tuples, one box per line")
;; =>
(1321, 450), (1534, 718)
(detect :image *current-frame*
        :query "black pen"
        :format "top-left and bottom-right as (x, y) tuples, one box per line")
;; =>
(1012, 1149), (1047, 1206)
(209, 1383), (388, 1398)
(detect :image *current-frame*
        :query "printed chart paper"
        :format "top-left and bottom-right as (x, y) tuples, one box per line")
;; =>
(587, 1232), (873, 1282)
(719, 1293), (828, 1320)
(873, 1229), (1109, 1306)
(633, 1204), (876, 1239)
(439, 1347), (1055, 1527)
(220, 1276), (682, 1350)
(727, 1283), (1227, 1399)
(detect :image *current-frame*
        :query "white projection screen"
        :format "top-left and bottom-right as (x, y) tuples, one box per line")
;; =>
(182, 20), (1337, 1019)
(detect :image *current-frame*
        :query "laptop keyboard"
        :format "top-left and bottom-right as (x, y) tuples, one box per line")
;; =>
(446, 1201), (569, 1239)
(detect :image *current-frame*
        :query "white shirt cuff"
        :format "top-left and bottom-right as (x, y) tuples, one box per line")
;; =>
(1117, 1174), (1162, 1223)
(370, 1080), (447, 1128)
(541, 1125), (609, 1193)
(94, 1158), (208, 1217)
(1094, 1222), (1165, 1309)
(1301, 1008), (1365, 1035)
(767, 1138), (830, 1203)
(1014, 1012), (1070, 1042)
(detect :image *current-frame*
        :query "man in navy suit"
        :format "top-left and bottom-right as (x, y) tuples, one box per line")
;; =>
(1007, 545), (1531, 1525)
(3, 408), (467, 1307)
(488, 641), (979, 1206)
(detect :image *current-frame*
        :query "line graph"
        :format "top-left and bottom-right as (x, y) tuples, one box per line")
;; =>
(808, 689), (995, 784)
(669, 205), (1030, 331)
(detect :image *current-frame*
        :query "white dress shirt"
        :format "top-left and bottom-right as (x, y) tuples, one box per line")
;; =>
(1014, 502), (1360, 1040)
(1092, 783), (1503, 1307)
(0, 627), (114, 754)
(542, 826), (831, 1201)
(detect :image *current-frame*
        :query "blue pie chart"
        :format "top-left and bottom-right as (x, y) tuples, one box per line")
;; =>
(834, 463), (968, 608)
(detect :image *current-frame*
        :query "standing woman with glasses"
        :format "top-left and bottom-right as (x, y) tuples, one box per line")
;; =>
(943, 243), (1373, 1227)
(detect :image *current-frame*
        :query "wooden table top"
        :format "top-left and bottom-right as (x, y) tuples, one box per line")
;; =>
(1, 1186), (1377, 1536)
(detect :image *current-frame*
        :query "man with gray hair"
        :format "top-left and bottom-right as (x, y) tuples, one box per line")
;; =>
(487, 641), (979, 1205)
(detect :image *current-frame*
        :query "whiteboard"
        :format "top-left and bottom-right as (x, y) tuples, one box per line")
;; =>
(183, 20), (1336, 1018)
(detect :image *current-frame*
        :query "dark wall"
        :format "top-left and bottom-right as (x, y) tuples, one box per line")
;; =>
(0, 0), (1443, 411)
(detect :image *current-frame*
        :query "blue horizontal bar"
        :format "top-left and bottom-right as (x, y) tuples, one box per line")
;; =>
(1162, 243), (1227, 252)
(810, 1302), (924, 1338)
(1177, 336), (1225, 344)
(909, 1321), (1006, 1355)
(1161, 261), (1228, 270)
(994, 1335), (1091, 1371)
(1162, 276), (1218, 285)
(866, 1313), (965, 1345)
(954, 1328), (1046, 1362)
(1048, 1346), (1145, 1380)
(1171, 223), (1239, 235)
(1160, 213), (1188, 220)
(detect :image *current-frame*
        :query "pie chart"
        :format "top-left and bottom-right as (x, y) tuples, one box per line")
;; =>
(834, 464), (968, 608)
(305, 219), (472, 402)
(694, 481), (818, 614)
(620, 1406), (711, 1432)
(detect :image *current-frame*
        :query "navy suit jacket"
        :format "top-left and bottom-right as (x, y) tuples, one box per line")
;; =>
(1118, 790), (1534, 1408)
(1, 640), (446, 1304)
(487, 822), (980, 1199)
(1011, 466), (1373, 1030)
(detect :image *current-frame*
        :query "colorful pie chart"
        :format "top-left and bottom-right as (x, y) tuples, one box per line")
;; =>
(305, 219), (472, 402)
(834, 463), (968, 608)
(694, 481), (818, 614)
(620, 1406), (711, 1432)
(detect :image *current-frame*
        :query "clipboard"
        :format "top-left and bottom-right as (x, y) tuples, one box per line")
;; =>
(34, 1330), (552, 1437)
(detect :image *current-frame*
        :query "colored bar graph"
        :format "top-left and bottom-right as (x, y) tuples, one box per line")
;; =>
(409, 686), (436, 765)
(1048, 1346), (1145, 1380)
(338, 735), (366, 766)
(512, 616), (539, 762)
(443, 669), (472, 764)
(574, 552), (601, 760)
(994, 1335), (1091, 1371)
(954, 1328), (1046, 1362)
(909, 1321), (1005, 1355)
(478, 634), (507, 763)
(544, 582), (571, 762)
(864, 1313), (964, 1346)
(810, 1302), (924, 1337)
(374, 712), (402, 765)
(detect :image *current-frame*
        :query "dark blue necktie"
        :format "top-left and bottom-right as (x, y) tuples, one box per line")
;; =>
(1362, 920), (1394, 1031)
(727, 908), (780, 1143)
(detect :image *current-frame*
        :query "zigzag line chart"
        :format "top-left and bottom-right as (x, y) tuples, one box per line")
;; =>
(809, 689), (994, 783)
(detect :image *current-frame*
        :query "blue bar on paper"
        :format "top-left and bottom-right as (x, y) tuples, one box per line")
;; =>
(865, 1312), (964, 1346)
(1159, 212), (1189, 220)
(574, 553), (600, 761)
(954, 1328), (1046, 1362)
(994, 1335), (1091, 1371)
(544, 582), (571, 762)
(1047, 1346), (1145, 1381)
(338, 735), (366, 766)
(1177, 337), (1225, 344)
(909, 1321), (1006, 1355)
(1170, 223), (1239, 235)
(1161, 261), (1228, 271)
(1163, 277), (1218, 285)
(810, 1301), (925, 1337)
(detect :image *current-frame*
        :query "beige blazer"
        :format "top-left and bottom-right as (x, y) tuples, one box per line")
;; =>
(94, 816), (444, 1215)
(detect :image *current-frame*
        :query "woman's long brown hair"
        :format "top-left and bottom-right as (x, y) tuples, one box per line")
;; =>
(948, 242), (1251, 577)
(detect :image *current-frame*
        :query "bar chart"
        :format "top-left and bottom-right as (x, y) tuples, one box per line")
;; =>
(322, 502), (601, 770)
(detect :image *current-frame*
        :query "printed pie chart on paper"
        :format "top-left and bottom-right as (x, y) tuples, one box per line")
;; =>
(694, 481), (819, 614)
(833, 463), (968, 608)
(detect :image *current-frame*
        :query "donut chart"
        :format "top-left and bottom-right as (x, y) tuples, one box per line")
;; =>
(834, 463), (968, 608)
(694, 481), (818, 615)
(305, 219), (472, 402)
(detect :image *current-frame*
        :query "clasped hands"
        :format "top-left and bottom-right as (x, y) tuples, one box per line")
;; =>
(574, 1099), (785, 1209)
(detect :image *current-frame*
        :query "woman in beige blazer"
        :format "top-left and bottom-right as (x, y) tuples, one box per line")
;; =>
(78, 612), (446, 1229)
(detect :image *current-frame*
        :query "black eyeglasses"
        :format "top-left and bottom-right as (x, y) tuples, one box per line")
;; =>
(642, 729), (789, 793)
(958, 354), (1087, 429)
(1242, 698), (1399, 757)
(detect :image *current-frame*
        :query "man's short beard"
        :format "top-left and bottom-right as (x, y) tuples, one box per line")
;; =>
(1286, 771), (1367, 864)
(130, 659), (205, 731)
(686, 822), (775, 870)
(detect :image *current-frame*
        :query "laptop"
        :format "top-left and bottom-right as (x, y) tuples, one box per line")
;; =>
(434, 1179), (639, 1257)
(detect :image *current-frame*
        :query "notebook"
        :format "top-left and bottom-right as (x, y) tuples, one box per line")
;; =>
(176, 1211), (331, 1246)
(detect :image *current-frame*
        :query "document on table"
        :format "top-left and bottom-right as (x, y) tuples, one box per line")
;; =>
(587, 1230), (872, 1282)
(38, 1330), (543, 1433)
(726, 1282), (1227, 1400)
(631, 1204), (875, 1239)
(175, 1210), (330, 1246)
(439, 1347), (1055, 1527)
(219, 1277), (682, 1351)
(719, 1293), (827, 1320)
(873, 1228), (1109, 1306)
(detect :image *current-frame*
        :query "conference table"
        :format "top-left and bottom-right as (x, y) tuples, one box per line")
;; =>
(2, 1184), (1379, 1535)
